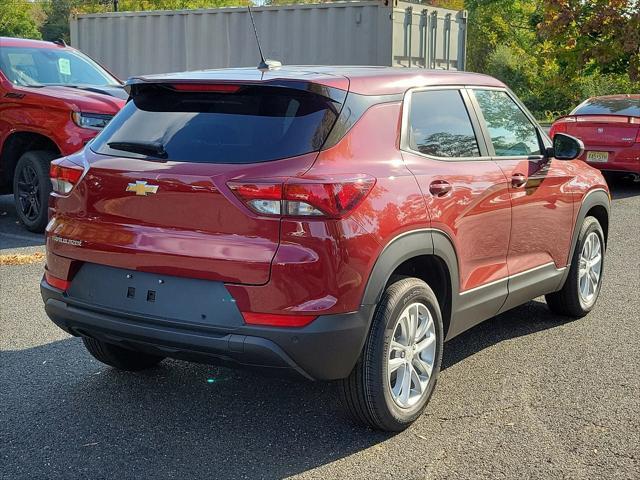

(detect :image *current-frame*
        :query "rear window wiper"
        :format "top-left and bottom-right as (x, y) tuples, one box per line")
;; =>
(107, 141), (168, 160)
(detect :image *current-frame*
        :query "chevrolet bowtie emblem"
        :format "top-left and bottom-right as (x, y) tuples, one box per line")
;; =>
(126, 181), (159, 196)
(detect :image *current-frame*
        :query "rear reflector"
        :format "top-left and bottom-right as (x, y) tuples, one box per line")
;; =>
(50, 161), (84, 194)
(171, 83), (241, 93)
(242, 312), (317, 328)
(45, 272), (70, 291)
(228, 176), (376, 219)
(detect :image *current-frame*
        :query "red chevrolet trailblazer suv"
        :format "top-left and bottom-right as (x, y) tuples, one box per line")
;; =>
(41, 67), (610, 431)
(0, 37), (126, 232)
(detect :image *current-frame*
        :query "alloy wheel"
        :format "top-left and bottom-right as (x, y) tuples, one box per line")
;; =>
(387, 302), (437, 409)
(578, 231), (602, 304)
(16, 164), (41, 222)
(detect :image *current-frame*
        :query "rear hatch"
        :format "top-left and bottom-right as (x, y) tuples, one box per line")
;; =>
(561, 115), (640, 147)
(48, 76), (347, 285)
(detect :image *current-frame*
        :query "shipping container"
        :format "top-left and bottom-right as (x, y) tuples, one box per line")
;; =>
(70, 0), (467, 80)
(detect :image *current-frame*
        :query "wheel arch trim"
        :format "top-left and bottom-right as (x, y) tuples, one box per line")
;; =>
(559, 187), (610, 287)
(361, 228), (460, 308)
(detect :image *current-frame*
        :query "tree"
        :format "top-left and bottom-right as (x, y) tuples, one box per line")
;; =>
(465, 0), (540, 73)
(465, 0), (640, 118)
(538, 0), (640, 81)
(0, 0), (43, 39)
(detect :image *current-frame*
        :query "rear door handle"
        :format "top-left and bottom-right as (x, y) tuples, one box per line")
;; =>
(429, 180), (452, 197)
(511, 173), (527, 188)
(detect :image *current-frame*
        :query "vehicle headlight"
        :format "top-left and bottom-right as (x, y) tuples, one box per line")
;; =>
(71, 112), (113, 130)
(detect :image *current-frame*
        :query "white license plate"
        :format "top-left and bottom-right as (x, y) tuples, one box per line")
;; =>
(587, 151), (609, 163)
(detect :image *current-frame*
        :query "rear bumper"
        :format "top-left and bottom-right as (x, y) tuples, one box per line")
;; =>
(41, 280), (373, 381)
(581, 146), (640, 174)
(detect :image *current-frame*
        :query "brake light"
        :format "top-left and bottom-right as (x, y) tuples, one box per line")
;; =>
(50, 161), (84, 194)
(549, 123), (565, 137)
(171, 83), (241, 93)
(227, 176), (376, 219)
(550, 116), (576, 137)
(45, 272), (71, 291)
(241, 312), (317, 328)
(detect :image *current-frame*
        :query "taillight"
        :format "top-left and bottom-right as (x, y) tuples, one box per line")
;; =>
(241, 312), (317, 328)
(45, 272), (71, 291)
(227, 182), (283, 215)
(549, 123), (564, 137)
(50, 160), (84, 194)
(228, 176), (376, 219)
(549, 116), (578, 138)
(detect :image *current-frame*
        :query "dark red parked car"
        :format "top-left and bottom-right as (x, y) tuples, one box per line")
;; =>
(0, 37), (126, 232)
(41, 67), (610, 431)
(550, 94), (640, 177)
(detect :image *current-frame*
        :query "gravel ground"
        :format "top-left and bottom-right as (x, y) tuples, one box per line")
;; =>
(1, 179), (639, 480)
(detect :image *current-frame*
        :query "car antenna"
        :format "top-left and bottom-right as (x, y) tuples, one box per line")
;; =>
(53, 38), (67, 47)
(247, 6), (281, 71)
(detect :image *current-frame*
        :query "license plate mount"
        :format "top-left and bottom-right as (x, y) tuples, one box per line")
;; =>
(586, 151), (609, 163)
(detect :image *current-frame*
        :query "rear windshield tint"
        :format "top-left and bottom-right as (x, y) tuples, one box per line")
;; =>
(574, 97), (640, 117)
(91, 85), (341, 163)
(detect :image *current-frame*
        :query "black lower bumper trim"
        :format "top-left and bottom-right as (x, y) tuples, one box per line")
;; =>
(41, 280), (373, 381)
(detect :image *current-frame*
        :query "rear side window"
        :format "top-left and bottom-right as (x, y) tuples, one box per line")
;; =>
(91, 85), (341, 164)
(407, 90), (480, 158)
(573, 97), (640, 116)
(473, 90), (541, 157)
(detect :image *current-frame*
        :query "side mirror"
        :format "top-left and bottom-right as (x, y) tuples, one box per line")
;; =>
(552, 133), (584, 160)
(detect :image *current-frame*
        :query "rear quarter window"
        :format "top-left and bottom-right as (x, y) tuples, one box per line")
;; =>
(406, 89), (481, 158)
(91, 85), (341, 164)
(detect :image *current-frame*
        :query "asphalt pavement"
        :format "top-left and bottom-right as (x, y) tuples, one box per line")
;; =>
(1, 179), (639, 479)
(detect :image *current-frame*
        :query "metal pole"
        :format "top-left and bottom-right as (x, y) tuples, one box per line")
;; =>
(114, 0), (119, 12)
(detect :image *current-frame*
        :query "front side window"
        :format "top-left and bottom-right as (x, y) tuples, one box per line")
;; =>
(473, 90), (541, 157)
(0, 47), (119, 87)
(407, 89), (480, 158)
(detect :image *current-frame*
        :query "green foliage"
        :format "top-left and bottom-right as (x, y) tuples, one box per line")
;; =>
(114, 0), (247, 10)
(0, 0), (43, 39)
(539, 0), (640, 81)
(426, 0), (465, 9)
(467, 0), (640, 120)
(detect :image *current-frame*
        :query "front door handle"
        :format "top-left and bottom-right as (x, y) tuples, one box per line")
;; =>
(429, 180), (452, 197)
(511, 173), (527, 188)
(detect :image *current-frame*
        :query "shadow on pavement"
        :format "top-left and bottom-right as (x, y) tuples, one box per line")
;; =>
(0, 194), (44, 250)
(605, 174), (640, 200)
(2, 299), (569, 479)
(443, 299), (571, 369)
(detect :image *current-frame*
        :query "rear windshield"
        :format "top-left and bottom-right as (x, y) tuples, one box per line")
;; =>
(91, 85), (341, 163)
(573, 97), (640, 117)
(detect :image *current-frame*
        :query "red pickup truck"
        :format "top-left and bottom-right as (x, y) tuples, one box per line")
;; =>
(0, 37), (126, 231)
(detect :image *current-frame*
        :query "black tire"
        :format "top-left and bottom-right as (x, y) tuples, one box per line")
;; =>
(12, 150), (57, 232)
(82, 337), (165, 371)
(339, 277), (444, 431)
(545, 216), (605, 317)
